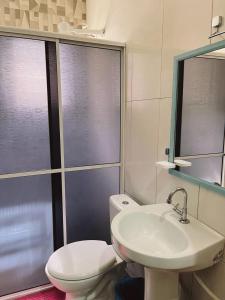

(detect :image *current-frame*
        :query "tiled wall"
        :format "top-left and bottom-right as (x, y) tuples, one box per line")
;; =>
(103, 0), (225, 299)
(0, 0), (86, 32)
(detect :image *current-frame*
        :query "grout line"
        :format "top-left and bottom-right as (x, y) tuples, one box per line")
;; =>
(124, 98), (133, 195)
(123, 102), (128, 194)
(131, 97), (171, 102)
(159, 0), (165, 99)
(131, 98), (161, 102)
(128, 45), (134, 103)
(209, 0), (214, 45)
(155, 100), (161, 204)
(160, 97), (172, 100)
(129, 47), (133, 102)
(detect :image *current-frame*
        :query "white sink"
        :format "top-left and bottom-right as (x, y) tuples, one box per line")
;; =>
(111, 203), (224, 271)
(111, 203), (225, 300)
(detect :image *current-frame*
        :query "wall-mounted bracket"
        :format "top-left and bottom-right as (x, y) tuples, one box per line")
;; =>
(209, 16), (224, 39)
(156, 161), (176, 169)
(165, 147), (170, 156)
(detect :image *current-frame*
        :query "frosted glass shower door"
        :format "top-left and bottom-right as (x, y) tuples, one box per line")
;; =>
(0, 175), (54, 296)
(0, 37), (51, 174)
(0, 37), (56, 296)
(60, 44), (121, 167)
(0, 35), (122, 296)
(59, 43), (121, 243)
(65, 167), (120, 244)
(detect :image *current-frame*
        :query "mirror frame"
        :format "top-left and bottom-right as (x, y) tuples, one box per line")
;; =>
(169, 39), (225, 196)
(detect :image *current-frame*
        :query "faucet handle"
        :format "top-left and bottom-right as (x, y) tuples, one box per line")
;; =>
(173, 203), (183, 216)
(173, 203), (179, 209)
(166, 187), (190, 224)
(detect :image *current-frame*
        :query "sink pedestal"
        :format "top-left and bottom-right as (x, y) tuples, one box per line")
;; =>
(144, 268), (179, 300)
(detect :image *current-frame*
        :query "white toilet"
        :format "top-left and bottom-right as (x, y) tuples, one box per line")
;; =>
(45, 194), (138, 300)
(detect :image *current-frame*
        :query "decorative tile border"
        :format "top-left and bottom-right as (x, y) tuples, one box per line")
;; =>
(0, 0), (86, 32)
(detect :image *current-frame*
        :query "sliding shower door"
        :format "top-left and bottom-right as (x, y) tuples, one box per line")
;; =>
(59, 43), (121, 244)
(0, 37), (56, 296)
(0, 38), (51, 173)
(0, 36), (122, 297)
(60, 44), (121, 167)
(0, 175), (53, 295)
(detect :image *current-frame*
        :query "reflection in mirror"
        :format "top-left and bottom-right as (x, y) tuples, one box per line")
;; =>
(175, 48), (225, 187)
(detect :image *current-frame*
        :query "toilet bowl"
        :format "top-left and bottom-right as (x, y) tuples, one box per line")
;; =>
(45, 194), (139, 300)
(45, 240), (124, 300)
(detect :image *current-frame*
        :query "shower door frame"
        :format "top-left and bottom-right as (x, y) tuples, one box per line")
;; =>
(0, 27), (126, 300)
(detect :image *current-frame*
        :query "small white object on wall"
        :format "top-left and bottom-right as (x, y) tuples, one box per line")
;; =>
(212, 16), (222, 28)
(156, 159), (192, 169)
(174, 159), (192, 167)
(58, 21), (72, 34)
(155, 161), (176, 169)
(209, 16), (224, 39)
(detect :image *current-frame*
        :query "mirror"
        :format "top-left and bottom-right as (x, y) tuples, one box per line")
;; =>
(170, 41), (225, 192)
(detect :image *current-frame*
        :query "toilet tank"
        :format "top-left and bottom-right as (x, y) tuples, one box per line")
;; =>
(109, 194), (139, 224)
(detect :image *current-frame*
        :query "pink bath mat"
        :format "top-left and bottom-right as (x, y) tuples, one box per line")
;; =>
(18, 288), (65, 300)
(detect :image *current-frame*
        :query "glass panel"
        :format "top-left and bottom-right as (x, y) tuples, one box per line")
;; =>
(0, 37), (51, 173)
(180, 57), (225, 156)
(0, 175), (54, 296)
(60, 44), (121, 167)
(65, 167), (120, 244)
(180, 156), (223, 185)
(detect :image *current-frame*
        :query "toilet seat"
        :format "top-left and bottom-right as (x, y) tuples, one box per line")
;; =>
(46, 240), (116, 281)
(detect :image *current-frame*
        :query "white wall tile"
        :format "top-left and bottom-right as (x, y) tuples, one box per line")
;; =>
(161, 0), (212, 98)
(156, 99), (200, 216)
(198, 187), (225, 236)
(126, 51), (133, 102)
(132, 50), (161, 100)
(104, 0), (163, 101)
(104, 0), (163, 49)
(124, 101), (132, 187)
(192, 275), (212, 300)
(125, 100), (159, 204)
(157, 98), (172, 161)
(193, 261), (225, 300)
(104, 0), (223, 298)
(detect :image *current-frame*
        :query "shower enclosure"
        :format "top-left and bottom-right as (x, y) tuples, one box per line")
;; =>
(0, 33), (123, 297)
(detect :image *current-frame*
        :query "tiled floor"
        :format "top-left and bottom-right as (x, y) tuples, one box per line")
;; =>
(18, 288), (65, 300)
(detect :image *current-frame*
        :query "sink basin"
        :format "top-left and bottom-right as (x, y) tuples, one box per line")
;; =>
(111, 203), (225, 272)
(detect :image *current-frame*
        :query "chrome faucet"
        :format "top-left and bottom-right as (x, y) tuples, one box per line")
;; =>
(166, 188), (190, 224)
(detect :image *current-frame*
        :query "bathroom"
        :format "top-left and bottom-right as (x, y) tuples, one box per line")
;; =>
(1, 0), (225, 299)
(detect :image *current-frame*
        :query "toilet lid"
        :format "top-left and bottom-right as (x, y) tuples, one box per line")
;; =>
(46, 240), (116, 281)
